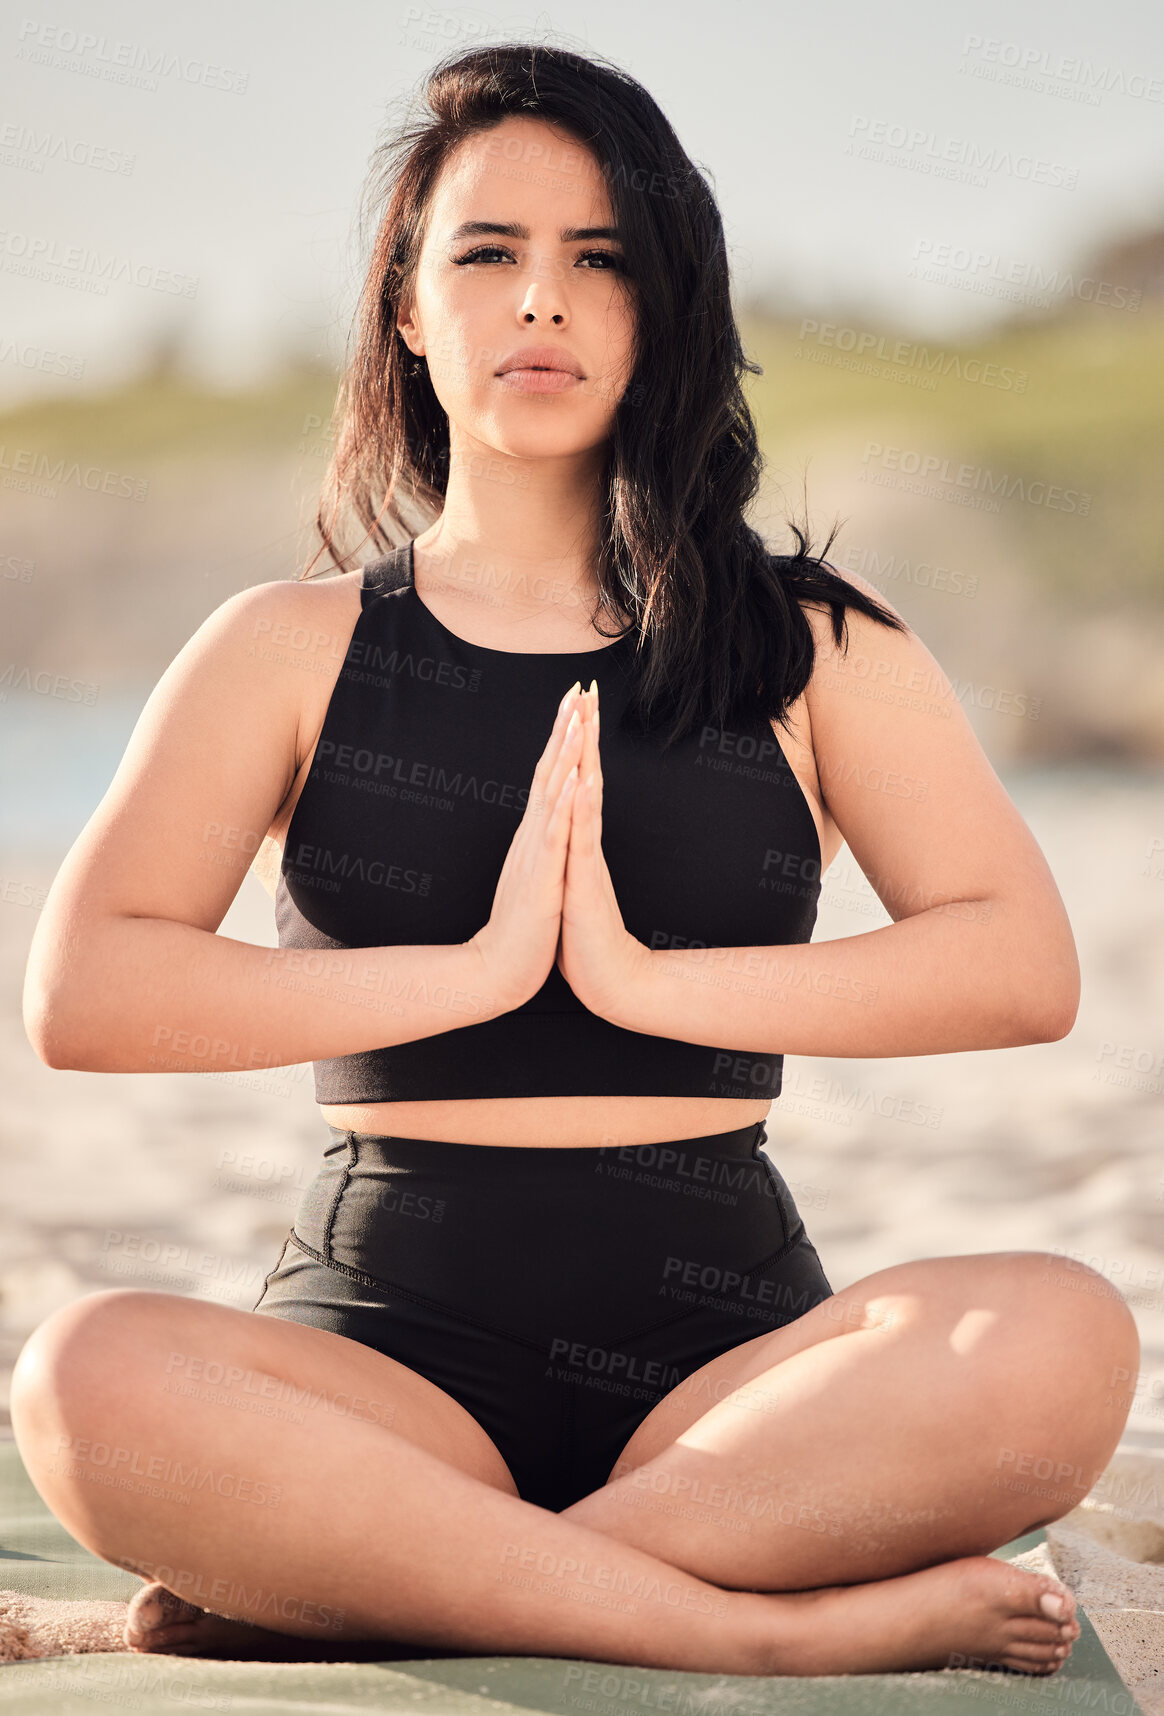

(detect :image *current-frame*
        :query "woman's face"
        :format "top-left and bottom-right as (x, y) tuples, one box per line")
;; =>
(397, 115), (637, 464)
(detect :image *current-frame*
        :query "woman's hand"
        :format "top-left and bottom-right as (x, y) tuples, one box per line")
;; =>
(556, 682), (652, 1018)
(465, 683), (585, 1009)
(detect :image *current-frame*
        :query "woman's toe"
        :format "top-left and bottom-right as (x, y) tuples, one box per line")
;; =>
(124, 1583), (203, 1647)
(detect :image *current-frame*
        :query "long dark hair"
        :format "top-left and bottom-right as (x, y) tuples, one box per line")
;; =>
(306, 40), (907, 751)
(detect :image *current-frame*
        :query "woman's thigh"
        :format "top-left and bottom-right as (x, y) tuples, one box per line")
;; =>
(11, 1284), (522, 1536)
(596, 1248), (1139, 1485)
(560, 1250), (1139, 1589)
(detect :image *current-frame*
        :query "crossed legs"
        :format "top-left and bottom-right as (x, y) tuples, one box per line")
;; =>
(8, 1249), (1136, 1676)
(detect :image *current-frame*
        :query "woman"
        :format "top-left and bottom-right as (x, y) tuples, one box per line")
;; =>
(12, 41), (1137, 1680)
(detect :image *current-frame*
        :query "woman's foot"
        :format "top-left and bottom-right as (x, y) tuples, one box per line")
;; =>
(123, 1582), (361, 1660)
(755, 1554), (1081, 1677)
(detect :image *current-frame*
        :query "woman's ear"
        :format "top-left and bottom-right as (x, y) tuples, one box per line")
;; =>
(396, 306), (425, 359)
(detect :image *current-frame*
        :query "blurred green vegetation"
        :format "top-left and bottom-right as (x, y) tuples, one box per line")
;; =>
(2, 304), (1161, 604)
(739, 305), (1164, 606)
(0, 361), (342, 463)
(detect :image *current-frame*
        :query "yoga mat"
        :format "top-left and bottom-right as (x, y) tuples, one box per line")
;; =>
(0, 1438), (1144, 1715)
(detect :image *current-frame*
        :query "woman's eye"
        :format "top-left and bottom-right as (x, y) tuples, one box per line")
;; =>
(454, 245), (514, 265)
(577, 250), (627, 272)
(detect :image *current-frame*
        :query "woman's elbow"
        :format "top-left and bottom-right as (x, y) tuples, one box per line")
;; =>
(1031, 989), (1080, 1043)
(1024, 944), (1081, 1044)
(23, 991), (77, 1070)
(22, 965), (96, 1071)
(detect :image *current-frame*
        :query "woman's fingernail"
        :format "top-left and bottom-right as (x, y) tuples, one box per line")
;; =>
(589, 678), (598, 697)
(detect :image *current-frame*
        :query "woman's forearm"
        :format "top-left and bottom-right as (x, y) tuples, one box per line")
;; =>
(24, 914), (507, 1074)
(607, 894), (1078, 1058)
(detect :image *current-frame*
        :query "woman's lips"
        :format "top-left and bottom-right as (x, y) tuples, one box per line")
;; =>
(497, 368), (582, 393)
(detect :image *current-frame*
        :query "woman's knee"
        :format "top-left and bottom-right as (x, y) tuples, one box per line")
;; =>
(952, 1252), (1141, 1389)
(851, 1251), (1138, 1353)
(893, 1252), (1140, 1433)
(1019, 1251), (1140, 1358)
(11, 1289), (175, 1442)
(9, 1291), (194, 1564)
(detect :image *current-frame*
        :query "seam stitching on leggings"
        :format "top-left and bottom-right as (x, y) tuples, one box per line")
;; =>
(284, 1229), (552, 1355)
(319, 1132), (356, 1266)
(253, 1228), (293, 1311)
(751, 1130), (793, 1250)
(600, 1221), (809, 1348)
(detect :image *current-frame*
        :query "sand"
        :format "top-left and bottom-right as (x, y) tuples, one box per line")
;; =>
(1008, 1446), (1164, 1714)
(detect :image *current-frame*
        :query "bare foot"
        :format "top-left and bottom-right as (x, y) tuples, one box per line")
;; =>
(121, 1580), (443, 1662)
(756, 1555), (1082, 1677)
(123, 1582), (356, 1660)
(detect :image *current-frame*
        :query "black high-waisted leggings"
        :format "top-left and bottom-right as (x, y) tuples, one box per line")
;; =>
(251, 1119), (834, 1513)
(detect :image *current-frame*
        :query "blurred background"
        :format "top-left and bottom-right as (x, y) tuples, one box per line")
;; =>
(1, 0), (1162, 1474)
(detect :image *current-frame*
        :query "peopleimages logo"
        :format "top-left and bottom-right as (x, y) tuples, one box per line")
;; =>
(0, 337), (85, 378)
(796, 320), (1028, 392)
(14, 19), (250, 94)
(846, 116), (1079, 188)
(0, 228), (198, 296)
(841, 543), (979, 599)
(959, 34), (1163, 105)
(860, 443), (1091, 515)
(0, 121), (136, 175)
(910, 240), (1141, 312)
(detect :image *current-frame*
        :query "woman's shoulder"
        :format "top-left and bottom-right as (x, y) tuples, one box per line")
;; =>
(789, 561), (913, 676)
(201, 569), (367, 704)
(221, 566), (365, 636)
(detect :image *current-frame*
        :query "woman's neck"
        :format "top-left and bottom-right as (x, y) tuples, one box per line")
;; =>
(414, 446), (619, 629)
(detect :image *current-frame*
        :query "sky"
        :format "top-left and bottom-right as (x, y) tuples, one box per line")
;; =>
(2, 0), (1163, 404)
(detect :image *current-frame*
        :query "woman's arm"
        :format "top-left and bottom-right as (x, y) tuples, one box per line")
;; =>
(606, 578), (1080, 1058)
(22, 581), (507, 1075)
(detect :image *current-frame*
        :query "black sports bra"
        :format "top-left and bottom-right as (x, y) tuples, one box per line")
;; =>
(275, 542), (823, 1104)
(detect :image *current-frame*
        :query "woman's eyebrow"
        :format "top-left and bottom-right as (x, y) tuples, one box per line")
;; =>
(446, 220), (621, 243)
